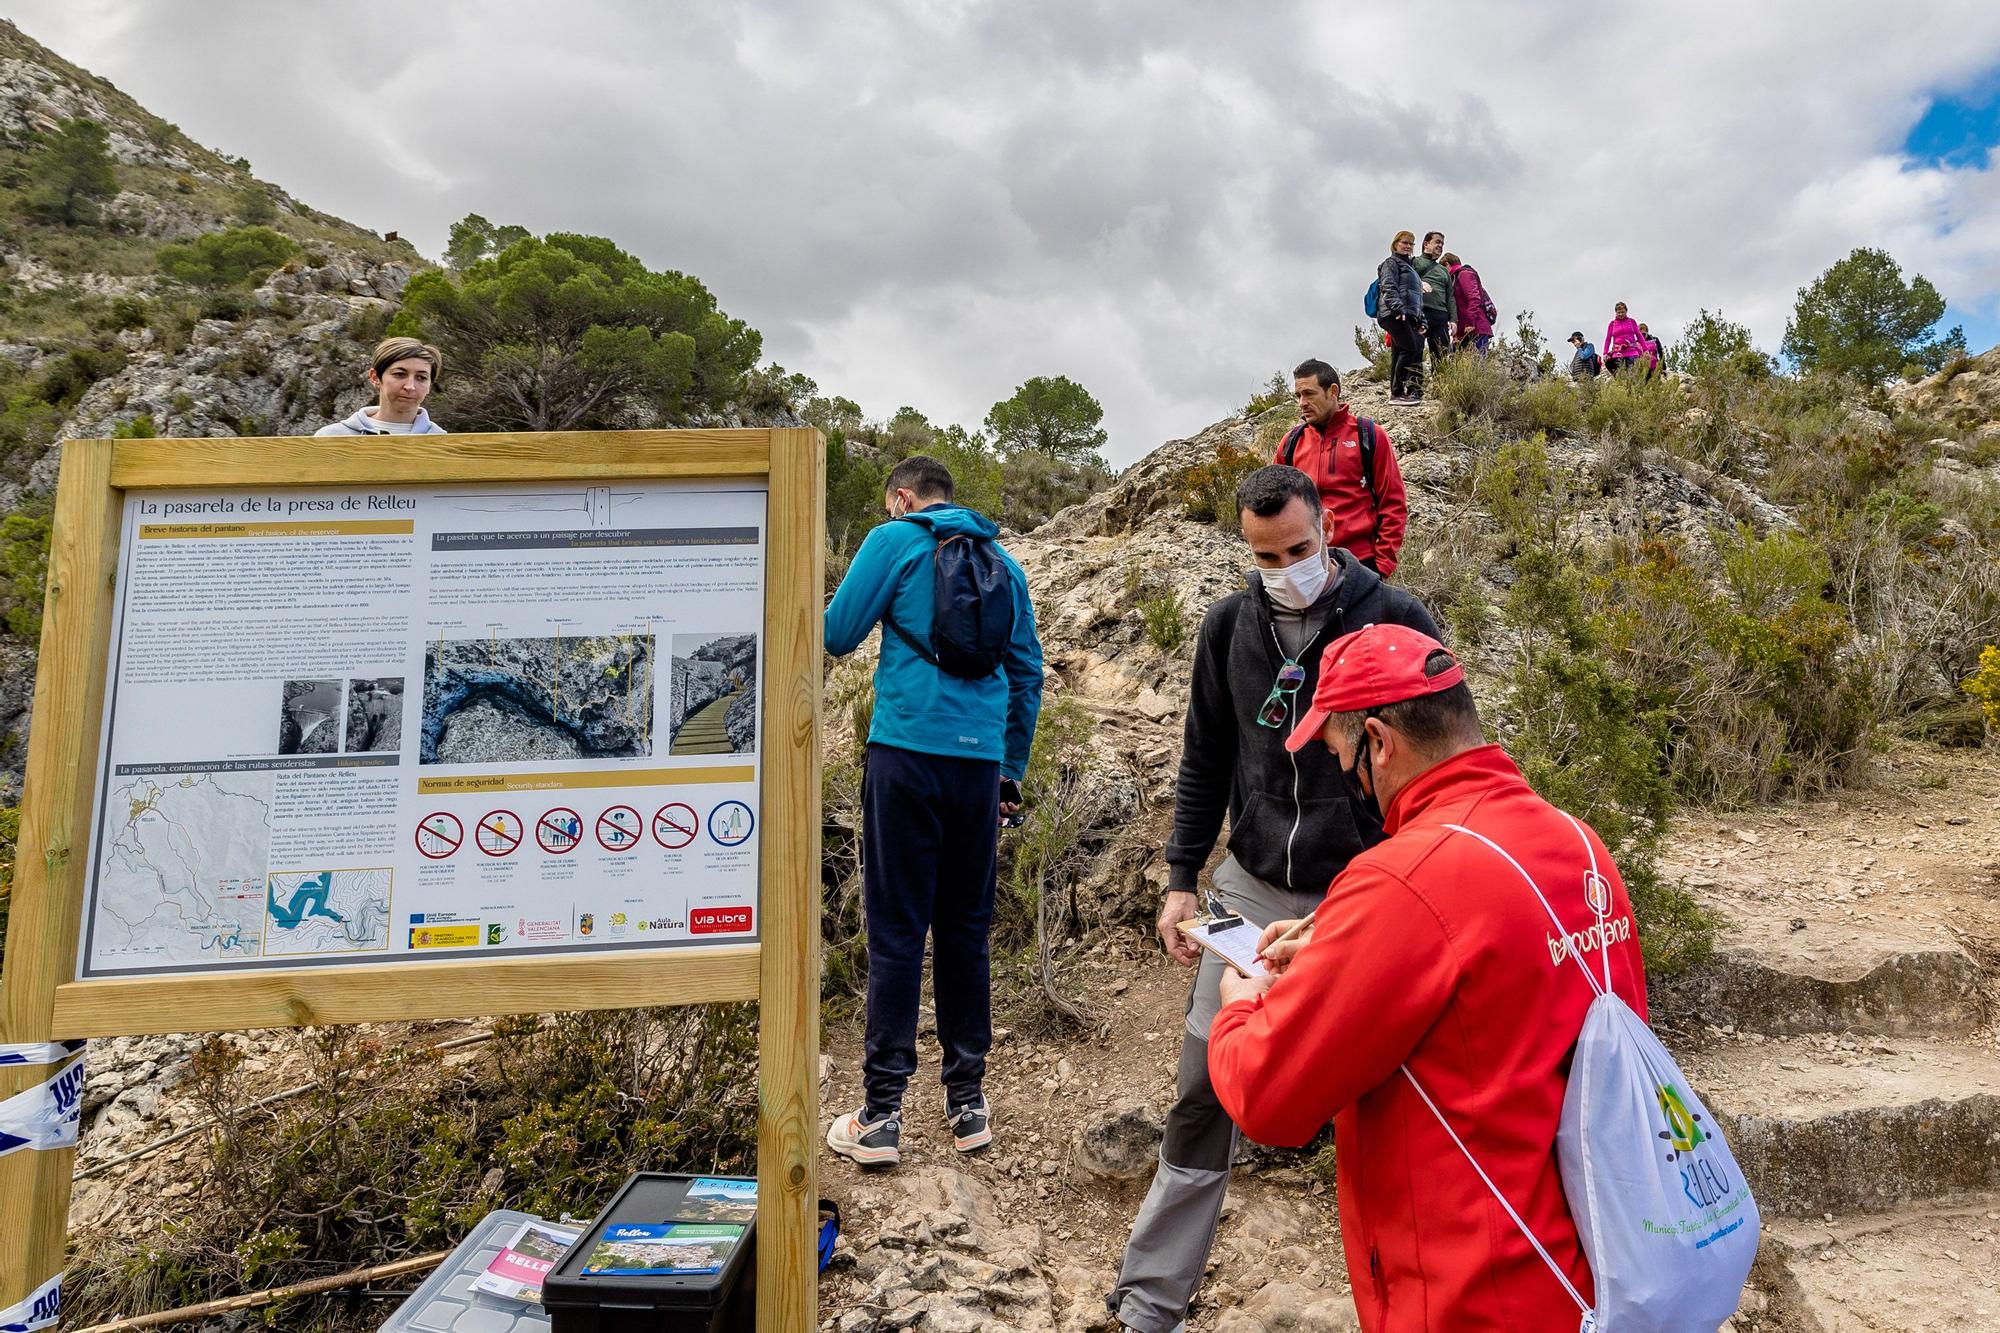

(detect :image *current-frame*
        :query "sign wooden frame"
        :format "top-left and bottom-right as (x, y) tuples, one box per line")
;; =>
(0, 428), (824, 1331)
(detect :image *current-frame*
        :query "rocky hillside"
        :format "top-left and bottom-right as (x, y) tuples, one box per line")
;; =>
(0, 18), (425, 796)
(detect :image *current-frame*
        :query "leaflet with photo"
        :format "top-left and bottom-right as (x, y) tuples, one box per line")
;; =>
(581, 1223), (745, 1276)
(470, 1220), (579, 1303)
(673, 1176), (757, 1224)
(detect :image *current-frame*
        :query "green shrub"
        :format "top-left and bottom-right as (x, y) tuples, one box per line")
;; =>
(1507, 378), (1586, 435)
(1430, 351), (1511, 426)
(1584, 372), (1681, 443)
(1244, 372), (1291, 416)
(1176, 439), (1266, 533)
(1472, 434), (1578, 552)
(0, 506), (52, 639)
(111, 414), (156, 439)
(1352, 324), (1391, 381)
(1139, 583), (1188, 655)
(156, 225), (298, 288)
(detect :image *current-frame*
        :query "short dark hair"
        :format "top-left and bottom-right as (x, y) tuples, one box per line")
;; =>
(1292, 359), (1339, 391)
(1236, 464), (1320, 520)
(1569, 331), (1585, 342)
(1422, 230), (1444, 246)
(885, 455), (954, 501)
(1337, 649), (1484, 756)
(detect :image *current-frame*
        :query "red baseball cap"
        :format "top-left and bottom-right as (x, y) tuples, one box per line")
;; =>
(1284, 624), (1464, 752)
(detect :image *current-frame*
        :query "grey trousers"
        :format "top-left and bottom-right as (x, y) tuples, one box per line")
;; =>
(1108, 857), (1325, 1333)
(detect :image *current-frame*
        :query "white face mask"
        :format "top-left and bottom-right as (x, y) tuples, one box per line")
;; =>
(1260, 545), (1330, 612)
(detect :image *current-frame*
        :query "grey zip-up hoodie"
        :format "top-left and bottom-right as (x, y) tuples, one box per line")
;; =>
(314, 407), (447, 436)
(1164, 550), (1441, 896)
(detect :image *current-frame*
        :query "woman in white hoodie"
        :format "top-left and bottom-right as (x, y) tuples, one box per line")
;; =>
(315, 336), (447, 435)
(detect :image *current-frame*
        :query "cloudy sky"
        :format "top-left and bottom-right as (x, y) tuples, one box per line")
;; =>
(12, 1), (2000, 464)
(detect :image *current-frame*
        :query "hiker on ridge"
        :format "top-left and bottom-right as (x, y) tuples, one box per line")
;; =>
(1414, 231), (1456, 371)
(821, 455), (1044, 1170)
(1445, 252), (1496, 353)
(1210, 623), (1650, 1331)
(1568, 331), (1602, 378)
(1106, 467), (1439, 1333)
(316, 336), (447, 435)
(1603, 302), (1646, 375)
(1640, 322), (1667, 376)
(1270, 359), (1408, 577)
(1375, 232), (1428, 403)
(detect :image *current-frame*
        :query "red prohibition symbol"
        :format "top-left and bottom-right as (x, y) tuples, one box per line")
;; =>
(537, 807), (583, 855)
(415, 812), (463, 860)
(653, 802), (698, 850)
(597, 804), (643, 852)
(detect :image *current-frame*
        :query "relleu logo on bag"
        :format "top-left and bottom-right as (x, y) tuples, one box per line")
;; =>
(1656, 1082), (1706, 1156)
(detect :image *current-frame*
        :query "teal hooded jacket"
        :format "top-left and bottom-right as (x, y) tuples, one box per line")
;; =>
(823, 504), (1044, 779)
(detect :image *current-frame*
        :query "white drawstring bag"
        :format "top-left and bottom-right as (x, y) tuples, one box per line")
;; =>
(1401, 815), (1758, 1332)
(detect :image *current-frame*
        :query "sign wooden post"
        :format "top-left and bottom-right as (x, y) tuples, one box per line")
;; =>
(0, 428), (823, 1332)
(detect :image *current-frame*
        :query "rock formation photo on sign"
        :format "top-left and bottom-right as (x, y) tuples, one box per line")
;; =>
(342, 677), (403, 754)
(667, 633), (757, 756)
(276, 679), (340, 755)
(420, 634), (654, 764)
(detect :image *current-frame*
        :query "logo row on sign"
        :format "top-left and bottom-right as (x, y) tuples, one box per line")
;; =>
(414, 801), (755, 860)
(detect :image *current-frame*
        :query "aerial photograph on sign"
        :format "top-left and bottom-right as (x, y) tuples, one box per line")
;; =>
(276, 679), (342, 755)
(420, 633), (655, 764)
(668, 633), (757, 756)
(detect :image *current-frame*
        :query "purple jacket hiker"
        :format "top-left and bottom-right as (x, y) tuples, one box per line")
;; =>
(1450, 264), (1495, 340)
(1604, 315), (1646, 361)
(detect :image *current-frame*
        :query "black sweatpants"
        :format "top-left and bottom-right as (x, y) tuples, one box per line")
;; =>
(1423, 308), (1453, 368)
(860, 742), (1000, 1119)
(1382, 315), (1425, 399)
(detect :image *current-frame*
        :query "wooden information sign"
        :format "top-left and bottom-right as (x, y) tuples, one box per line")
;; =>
(0, 428), (824, 1331)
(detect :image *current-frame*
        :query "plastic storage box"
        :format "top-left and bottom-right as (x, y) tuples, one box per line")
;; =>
(380, 1208), (567, 1333)
(543, 1173), (757, 1333)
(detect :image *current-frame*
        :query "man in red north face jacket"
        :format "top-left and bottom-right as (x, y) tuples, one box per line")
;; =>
(1277, 360), (1408, 576)
(1209, 624), (1648, 1332)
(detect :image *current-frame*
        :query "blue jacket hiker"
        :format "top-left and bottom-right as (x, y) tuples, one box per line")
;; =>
(823, 455), (1044, 1172)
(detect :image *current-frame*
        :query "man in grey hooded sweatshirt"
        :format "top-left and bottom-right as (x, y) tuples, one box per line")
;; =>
(1106, 465), (1439, 1333)
(315, 336), (448, 435)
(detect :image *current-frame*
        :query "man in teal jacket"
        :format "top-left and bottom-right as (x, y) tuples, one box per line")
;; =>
(823, 455), (1044, 1168)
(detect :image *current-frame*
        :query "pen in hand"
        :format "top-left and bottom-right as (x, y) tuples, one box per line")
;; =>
(1257, 915), (1312, 963)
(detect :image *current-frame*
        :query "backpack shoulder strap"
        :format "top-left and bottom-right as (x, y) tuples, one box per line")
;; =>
(880, 515), (941, 665)
(1356, 418), (1379, 504)
(1279, 424), (1305, 467)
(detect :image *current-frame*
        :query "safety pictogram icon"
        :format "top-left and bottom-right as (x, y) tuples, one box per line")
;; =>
(415, 812), (464, 860)
(597, 804), (643, 852)
(708, 800), (755, 847)
(537, 807), (583, 855)
(653, 802), (698, 850)
(476, 809), (524, 857)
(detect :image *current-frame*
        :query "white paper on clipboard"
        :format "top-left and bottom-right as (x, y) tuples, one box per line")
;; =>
(1179, 917), (1268, 978)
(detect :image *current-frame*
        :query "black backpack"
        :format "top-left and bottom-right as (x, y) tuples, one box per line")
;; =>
(1279, 419), (1379, 505)
(883, 518), (1017, 679)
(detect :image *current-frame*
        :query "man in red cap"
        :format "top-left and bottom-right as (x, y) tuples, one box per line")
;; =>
(1207, 624), (1649, 1332)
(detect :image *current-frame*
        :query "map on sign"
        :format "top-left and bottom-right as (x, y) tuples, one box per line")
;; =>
(264, 869), (392, 956)
(93, 772), (274, 965)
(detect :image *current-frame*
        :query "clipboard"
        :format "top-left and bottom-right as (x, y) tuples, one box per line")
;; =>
(1176, 913), (1269, 978)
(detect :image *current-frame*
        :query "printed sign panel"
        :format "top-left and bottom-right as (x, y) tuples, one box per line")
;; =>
(77, 479), (766, 978)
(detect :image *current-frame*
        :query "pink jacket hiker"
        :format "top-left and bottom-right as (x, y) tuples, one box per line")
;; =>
(1604, 316), (1645, 360)
(1449, 264), (1494, 339)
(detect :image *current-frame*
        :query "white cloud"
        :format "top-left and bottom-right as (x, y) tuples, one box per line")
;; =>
(10, 0), (2000, 462)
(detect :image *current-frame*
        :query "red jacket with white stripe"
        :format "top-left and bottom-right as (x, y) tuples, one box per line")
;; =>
(1209, 745), (1649, 1332)
(1275, 406), (1408, 575)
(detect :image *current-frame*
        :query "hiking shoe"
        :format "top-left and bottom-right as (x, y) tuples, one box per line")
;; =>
(947, 1094), (992, 1153)
(826, 1108), (901, 1169)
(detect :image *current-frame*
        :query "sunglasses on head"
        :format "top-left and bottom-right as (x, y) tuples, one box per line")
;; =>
(1256, 659), (1307, 728)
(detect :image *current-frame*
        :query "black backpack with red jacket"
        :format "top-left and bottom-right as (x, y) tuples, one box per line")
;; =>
(1279, 419), (1379, 504)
